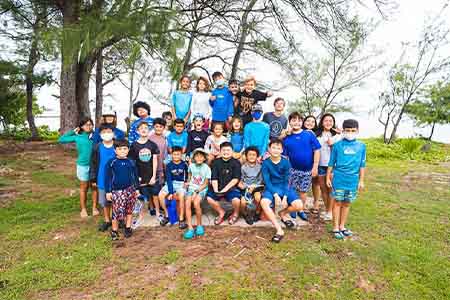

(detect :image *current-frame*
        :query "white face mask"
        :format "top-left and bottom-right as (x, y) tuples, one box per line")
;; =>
(101, 132), (114, 142)
(215, 79), (225, 87)
(343, 132), (357, 141)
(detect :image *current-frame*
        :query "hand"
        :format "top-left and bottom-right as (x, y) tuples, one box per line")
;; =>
(311, 166), (318, 177)
(210, 95), (216, 101)
(91, 182), (97, 188)
(267, 91), (273, 97)
(184, 182), (189, 189)
(168, 194), (173, 200)
(106, 193), (113, 201)
(257, 156), (263, 164)
(334, 127), (342, 134)
(149, 177), (156, 185)
(74, 127), (80, 134)
(326, 177), (332, 188)
(358, 181), (365, 192)
(135, 190), (140, 197)
(248, 185), (255, 193)
(281, 196), (288, 208)
(274, 193), (281, 206)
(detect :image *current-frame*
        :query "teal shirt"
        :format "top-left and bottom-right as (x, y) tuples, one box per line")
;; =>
(244, 121), (270, 156)
(58, 130), (93, 166)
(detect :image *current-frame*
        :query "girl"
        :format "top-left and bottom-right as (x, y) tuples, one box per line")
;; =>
(228, 116), (244, 160)
(204, 122), (228, 164)
(191, 77), (212, 130)
(171, 75), (193, 126)
(129, 101), (153, 145)
(316, 113), (341, 220)
(58, 117), (98, 218)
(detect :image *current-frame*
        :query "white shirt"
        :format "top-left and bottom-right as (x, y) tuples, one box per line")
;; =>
(191, 91), (211, 119)
(318, 131), (341, 166)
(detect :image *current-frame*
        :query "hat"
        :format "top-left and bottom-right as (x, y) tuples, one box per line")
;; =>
(192, 113), (205, 121)
(251, 103), (263, 112)
(102, 107), (116, 117)
(191, 148), (208, 158)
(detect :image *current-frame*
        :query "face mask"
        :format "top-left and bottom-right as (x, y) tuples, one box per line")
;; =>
(252, 111), (263, 120)
(101, 132), (114, 142)
(215, 79), (225, 87)
(343, 132), (357, 141)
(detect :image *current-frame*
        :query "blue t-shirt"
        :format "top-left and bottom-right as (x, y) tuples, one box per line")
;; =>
(229, 132), (244, 153)
(97, 143), (116, 189)
(261, 157), (291, 194)
(129, 116), (154, 145)
(172, 90), (193, 120)
(328, 139), (366, 190)
(283, 130), (321, 171)
(167, 131), (188, 149)
(244, 121), (270, 156)
(210, 86), (234, 122)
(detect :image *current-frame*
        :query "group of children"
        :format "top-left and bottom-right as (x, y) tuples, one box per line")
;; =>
(58, 72), (366, 243)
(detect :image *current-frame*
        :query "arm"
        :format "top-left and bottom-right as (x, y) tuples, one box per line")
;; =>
(131, 161), (140, 190)
(211, 179), (219, 193)
(104, 161), (113, 194)
(210, 162), (219, 193)
(150, 154), (158, 185)
(326, 145), (337, 188)
(261, 162), (275, 194)
(358, 168), (365, 191)
(312, 149), (320, 177)
(166, 164), (174, 195)
(187, 132), (192, 154)
(58, 129), (77, 144)
(89, 145), (99, 183)
(198, 178), (209, 192)
(243, 126), (250, 149)
(227, 93), (234, 119)
(261, 126), (270, 155)
(219, 179), (239, 193)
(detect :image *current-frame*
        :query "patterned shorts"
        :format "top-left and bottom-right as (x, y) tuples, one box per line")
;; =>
(331, 188), (358, 203)
(112, 186), (138, 221)
(288, 169), (312, 193)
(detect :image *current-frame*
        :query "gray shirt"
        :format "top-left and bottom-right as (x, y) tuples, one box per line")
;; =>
(241, 163), (263, 187)
(263, 112), (288, 139)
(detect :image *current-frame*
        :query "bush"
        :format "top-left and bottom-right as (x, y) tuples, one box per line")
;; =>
(0, 125), (59, 141)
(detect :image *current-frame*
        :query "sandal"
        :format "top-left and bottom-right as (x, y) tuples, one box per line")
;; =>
(214, 215), (225, 225)
(281, 218), (295, 229)
(341, 228), (353, 237)
(310, 208), (319, 214)
(333, 230), (344, 240)
(271, 233), (284, 243)
(228, 214), (239, 225)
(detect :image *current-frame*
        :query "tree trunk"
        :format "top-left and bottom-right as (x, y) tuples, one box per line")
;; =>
(428, 122), (436, 141)
(76, 57), (95, 119)
(182, 32), (196, 75)
(127, 64), (135, 135)
(95, 50), (104, 126)
(25, 30), (41, 140)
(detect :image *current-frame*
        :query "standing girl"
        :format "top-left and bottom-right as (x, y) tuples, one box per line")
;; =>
(204, 122), (228, 164)
(191, 77), (212, 130)
(171, 75), (193, 126)
(58, 117), (97, 218)
(228, 116), (245, 160)
(316, 113), (341, 220)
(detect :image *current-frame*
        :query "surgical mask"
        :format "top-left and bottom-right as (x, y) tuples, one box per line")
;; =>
(252, 111), (263, 120)
(343, 132), (357, 141)
(215, 79), (225, 87)
(101, 132), (114, 142)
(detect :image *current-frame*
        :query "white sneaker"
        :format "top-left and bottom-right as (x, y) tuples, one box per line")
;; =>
(323, 212), (332, 221)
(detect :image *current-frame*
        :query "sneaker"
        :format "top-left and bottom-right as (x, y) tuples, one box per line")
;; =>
(298, 211), (308, 221)
(323, 212), (332, 221)
(132, 218), (143, 230)
(119, 220), (125, 229)
(124, 227), (133, 238)
(98, 221), (112, 232)
(149, 208), (156, 216)
(160, 216), (169, 226)
(179, 220), (188, 230)
(183, 229), (195, 240)
(133, 201), (143, 215)
(195, 225), (205, 236)
(341, 228), (353, 237)
(111, 230), (119, 241)
(244, 214), (254, 225)
(253, 214), (260, 223)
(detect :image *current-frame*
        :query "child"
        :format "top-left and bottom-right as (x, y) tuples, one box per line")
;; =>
(105, 139), (140, 240)
(260, 139), (305, 243)
(58, 117), (97, 218)
(158, 146), (189, 229)
(316, 113), (341, 220)
(128, 121), (160, 228)
(326, 119), (366, 239)
(162, 111), (173, 137)
(228, 116), (244, 160)
(204, 122), (228, 164)
(283, 112), (321, 220)
(129, 101), (153, 145)
(92, 110), (125, 144)
(187, 113), (209, 157)
(207, 142), (242, 225)
(228, 79), (240, 109)
(89, 124), (116, 231)
(235, 76), (272, 125)
(239, 146), (264, 225)
(191, 77), (212, 130)
(210, 71), (234, 126)
(243, 104), (270, 160)
(263, 97), (288, 139)
(149, 117), (168, 217)
(167, 118), (188, 155)
(183, 148), (211, 239)
(302, 115), (318, 132)
(171, 75), (193, 125)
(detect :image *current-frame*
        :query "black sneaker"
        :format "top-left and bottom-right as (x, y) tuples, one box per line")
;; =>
(253, 214), (261, 223)
(98, 221), (112, 232)
(179, 220), (188, 229)
(124, 227), (133, 238)
(119, 220), (125, 229)
(111, 230), (119, 241)
(149, 208), (156, 216)
(160, 216), (169, 226)
(244, 214), (254, 225)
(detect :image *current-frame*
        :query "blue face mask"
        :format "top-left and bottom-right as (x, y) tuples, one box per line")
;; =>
(252, 111), (263, 120)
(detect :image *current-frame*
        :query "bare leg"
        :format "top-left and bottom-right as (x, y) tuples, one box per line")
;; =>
(103, 206), (111, 223)
(318, 176), (331, 212)
(79, 181), (89, 217)
(278, 200), (303, 219)
(332, 201), (341, 231)
(112, 220), (118, 231)
(299, 192), (308, 209)
(152, 196), (160, 215)
(261, 199), (284, 236)
(185, 195), (193, 229)
(125, 214), (133, 228)
(240, 198), (247, 215)
(311, 177), (321, 211)
(158, 191), (169, 217)
(91, 184), (98, 214)
(207, 197), (225, 218)
(193, 195), (202, 226)
(231, 198), (240, 217)
(254, 192), (262, 214)
(178, 193), (185, 221)
(339, 202), (351, 230)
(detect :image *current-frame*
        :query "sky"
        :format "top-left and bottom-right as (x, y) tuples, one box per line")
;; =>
(33, 0), (450, 143)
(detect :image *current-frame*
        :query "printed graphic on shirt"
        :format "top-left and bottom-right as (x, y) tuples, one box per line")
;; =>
(192, 175), (203, 186)
(138, 148), (152, 162)
(270, 120), (284, 137)
(240, 96), (254, 114)
(344, 147), (357, 155)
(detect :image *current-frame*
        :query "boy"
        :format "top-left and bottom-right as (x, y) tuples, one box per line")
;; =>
(243, 104), (270, 160)
(92, 109), (125, 144)
(283, 112), (321, 220)
(129, 101), (153, 145)
(167, 118), (188, 155)
(105, 139), (140, 240)
(128, 121), (160, 228)
(149, 117), (168, 217)
(183, 148), (211, 239)
(187, 113), (209, 156)
(326, 119), (366, 240)
(261, 139), (305, 243)
(238, 146), (264, 225)
(235, 76), (272, 125)
(263, 97), (288, 139)
(159, 146), (189, 229)
(90, 124), (116, 231)
(228, 79), (240, 103)
(207, 142), (242, 225)
(210, 71), (234, 125)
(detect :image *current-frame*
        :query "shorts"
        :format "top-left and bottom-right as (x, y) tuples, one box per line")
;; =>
(76, 164), (90, 182)
(186, 186), (208, 199)
(112, 186), (137, 221)
(161, 181), (186, 195)
(139, 184), (162, 201)
(289, 169), (312, 192)
(318, 166), (328, 176)
(207, 188), (241, 202)
(332, 188), (358, 203)
(98, 189), (111, 208)
(262, 187), (299, 207)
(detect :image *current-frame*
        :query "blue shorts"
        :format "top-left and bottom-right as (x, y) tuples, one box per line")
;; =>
(262, 188), (299, 206)
(288, 168), (312, 192)
(207, 188), (241, 202)
(139, 184), (162, 201)
(318, 166), (328, 176)
(76, 164), (90, 182)
(332, 188), (358, 203)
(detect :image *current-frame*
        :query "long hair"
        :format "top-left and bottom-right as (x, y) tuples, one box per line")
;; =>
(316, 113), (338, 137)
(78, 117), (94, 133)
(301, 115), (318, 132)
(229, 116), (243, 133)
(196, 76), (211, 92)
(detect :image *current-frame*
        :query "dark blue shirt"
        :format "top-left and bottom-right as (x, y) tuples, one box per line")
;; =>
(261, 157), (291, 194)
(165, 160), (189, 194)
(104, 158), (139, 192)
(283, 130), (321, 171)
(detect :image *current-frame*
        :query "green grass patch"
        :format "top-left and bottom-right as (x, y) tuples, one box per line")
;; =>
(31, 170), (76, 188)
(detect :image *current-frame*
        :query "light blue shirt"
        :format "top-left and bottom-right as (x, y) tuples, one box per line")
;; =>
(244, 121), (270, 156)
(172, 90), (193, 120)
(328, 139), (366, 190)
(167, 131), (188, 149)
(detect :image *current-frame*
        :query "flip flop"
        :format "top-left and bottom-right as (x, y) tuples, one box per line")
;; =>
(228, 214), (239, 225)
(281, 218), (295, 229)
(214, 215), (225, 225)
(271, 234), (284, 243)
(310, 208), (320, 214)
(333, 230), (344, 240)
